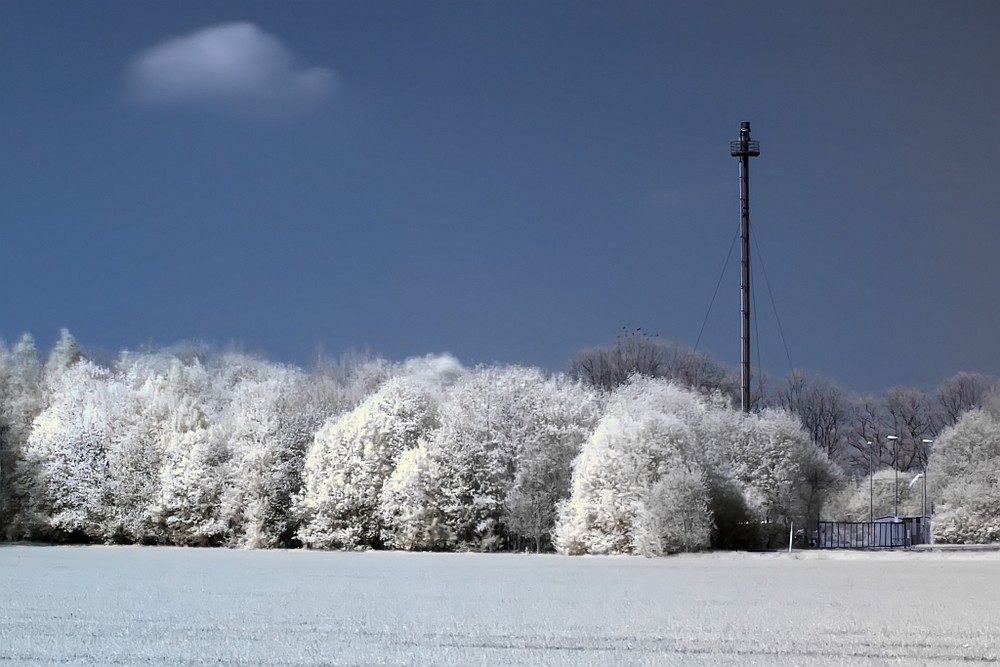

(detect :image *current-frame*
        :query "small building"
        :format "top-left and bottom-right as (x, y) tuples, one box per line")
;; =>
(875, 515), (932, 546)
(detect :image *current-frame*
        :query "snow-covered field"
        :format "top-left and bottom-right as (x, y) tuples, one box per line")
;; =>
(1, 546), (998, 666)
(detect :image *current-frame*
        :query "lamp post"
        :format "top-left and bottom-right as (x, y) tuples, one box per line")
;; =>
(863, 438), (874, 521)
(921, 437), (934, 544)
(921, 438), (934, 517)
(887, 435), (900, 517)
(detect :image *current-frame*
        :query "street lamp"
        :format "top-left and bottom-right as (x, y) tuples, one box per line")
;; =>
(862, 438), (874, 521)
(887, 435), (900, 517)
(921, 438), (934, 517)
(921, 437), (934, 544)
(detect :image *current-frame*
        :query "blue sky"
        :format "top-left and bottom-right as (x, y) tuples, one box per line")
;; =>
(1, 1), (998, 393)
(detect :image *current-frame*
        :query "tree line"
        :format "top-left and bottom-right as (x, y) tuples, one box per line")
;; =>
(569, 332), (996, 475)
(0, 329), (996, 551)
(569, 333), (1000, 542)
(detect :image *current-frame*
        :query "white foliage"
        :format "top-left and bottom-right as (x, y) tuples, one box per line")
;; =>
(379, 368), (599, 552)
(43, 329), (84, 391)
(0, 334), (45, 535)
(378, 442), (454, 550)
(0, 332), (848, 554)
(16, 345), (331, 547)
(424, 367), (561, 549)
(554, 378), (712, 555)
(398, 353), (466, 391)
(732, 409), (843, 533)
(220, 363), (324, 548)
(155, 425), (228, 545)
(504, 377), (600, 550)
(313, 350), (395, 412)
(22, 355), (187, 542)
(631, 467), (714, 556)
(22, 361), (118, 539)
(105, 352), (235, 544)
(147, 363), (228, 547)
(728, 410), (802, 521)
(3, 334), (45, 440)
(554, 377), (831, 555)
(928, 408), (1000, 543)
(296, 377), (440, 549)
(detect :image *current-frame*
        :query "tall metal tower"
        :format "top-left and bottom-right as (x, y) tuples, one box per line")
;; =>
(730, 122), (760, 414)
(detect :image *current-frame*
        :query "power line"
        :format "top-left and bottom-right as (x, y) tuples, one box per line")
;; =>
(694, 223), (740, 353)
(751, 228), (795, 376)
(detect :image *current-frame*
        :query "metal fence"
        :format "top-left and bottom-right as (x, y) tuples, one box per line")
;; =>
(816, 521), (918, 549)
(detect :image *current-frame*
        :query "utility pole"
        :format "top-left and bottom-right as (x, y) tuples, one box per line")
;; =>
(730, 122), (760, 414)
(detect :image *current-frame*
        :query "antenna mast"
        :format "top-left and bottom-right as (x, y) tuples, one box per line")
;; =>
(730, 122), (760, 414)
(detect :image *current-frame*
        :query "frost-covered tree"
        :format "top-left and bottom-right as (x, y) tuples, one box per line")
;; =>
(375, 366), (595, 552)
(296, 377), (441, 549)
(0, 329), (860, 553)
(44, 329), (84, 390)
(729, 409), (841, 542)
(18, 353), (180, 543)
(16, 344), (332, 546)
(631, 466), (714, 556)
(0, 334), (45, 535)
(554, 377), (714, 555)
(422, 367), (575, 550)
(378, 440), (454, 550)
(220, 359), (329, 548)
(153, 418), (228, 545)
(503, 377), (599, 552)
(555, 377), (840, 555)
(729, 410), (804, 526)
(928, 407), (1000, 544)
(567, 333), (738, 402)
(688, 405), (760, 550)
(936, 372), (997, 427)
(100, 382), (165, 543)
(19, 360), (118, 540)
(2, 335), (45, 433)
(144, 357), (228, 545)
(310, 349), (395, 416)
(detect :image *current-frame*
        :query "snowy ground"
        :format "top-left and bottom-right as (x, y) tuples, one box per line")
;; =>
(1, 546), (998, 666)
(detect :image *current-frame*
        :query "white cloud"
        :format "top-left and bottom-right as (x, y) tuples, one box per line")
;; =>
(127, 22), (336, 110)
